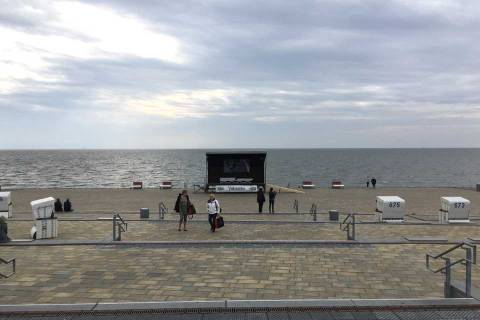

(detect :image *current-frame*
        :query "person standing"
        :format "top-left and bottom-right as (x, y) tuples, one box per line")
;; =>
(268, 187), (277, 214)
(207, 194), (220, 232)
(257, 187), (265, 213)
(366, 179), (370, 188)
(371, 177), (377, 189)
(177, 190), (190, 231)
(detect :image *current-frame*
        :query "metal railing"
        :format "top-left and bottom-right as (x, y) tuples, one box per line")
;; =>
(159, 202), (168, 220)
(309, 203), (317, 221)
(293, 199), (299, 214)
(0, 257), (15, 278)
(340, 213), (356, 240)
(112, 213), (128, 241)
(193, 184), (204, 193)
(426, 242), (477, 298)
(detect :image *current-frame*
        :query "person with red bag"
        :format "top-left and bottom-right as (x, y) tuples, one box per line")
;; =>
(206, 194), (220, 232)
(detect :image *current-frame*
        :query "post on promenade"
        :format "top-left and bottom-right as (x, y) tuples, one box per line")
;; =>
(112, 213), (117, 241)
(310, 203), (317, 221)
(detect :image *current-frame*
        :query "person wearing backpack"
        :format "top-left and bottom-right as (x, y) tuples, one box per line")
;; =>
(207, 194), (220, 232)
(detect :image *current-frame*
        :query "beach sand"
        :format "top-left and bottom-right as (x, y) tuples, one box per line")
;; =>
(7, 186), (480, 216)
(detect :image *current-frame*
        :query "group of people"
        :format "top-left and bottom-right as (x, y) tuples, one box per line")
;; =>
(54, 198), (73, 212)
(256, 187), (277, 213)
(174, 186), (277, 232)
(366, 177), (377, 188)
(175, 190), (221, 232)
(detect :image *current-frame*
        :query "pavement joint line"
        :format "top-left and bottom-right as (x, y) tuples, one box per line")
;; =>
(0, 239), (468, 247)
(8, 219), (480, 226)
(1, 298), (479, 314)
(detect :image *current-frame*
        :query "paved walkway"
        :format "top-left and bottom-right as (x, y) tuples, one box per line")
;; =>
(6, 219), (480, 242)
(1, 244), (474, 304)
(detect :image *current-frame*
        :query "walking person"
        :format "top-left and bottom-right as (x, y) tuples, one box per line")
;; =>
(366, 178), (370, 188)
(371, 177), (377, 189)
(268, 187), (277, 214)
(207, 194), (220, 232)
(257, 187), (265, 213)
(177, 190), (190, 231)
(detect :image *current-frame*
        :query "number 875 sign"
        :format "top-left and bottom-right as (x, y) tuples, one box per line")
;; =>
(388, 202), (401, 208)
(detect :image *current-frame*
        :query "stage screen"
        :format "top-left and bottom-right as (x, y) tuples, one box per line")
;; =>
(224, 159), (251, 174)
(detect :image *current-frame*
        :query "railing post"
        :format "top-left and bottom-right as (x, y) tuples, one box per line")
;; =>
(351, 214), (356, 241)
(444, 257), (451, 298)
(466, 247), (472, 297)
(112, 213), (117, 241)
(310, 203), (317, 221)
(118, 216), (122, 241)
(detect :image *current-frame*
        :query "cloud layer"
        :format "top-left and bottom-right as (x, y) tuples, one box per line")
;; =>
(1, 0), (480, 148)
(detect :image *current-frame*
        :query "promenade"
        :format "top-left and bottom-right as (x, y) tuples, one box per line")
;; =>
(1, 187), (480, 306)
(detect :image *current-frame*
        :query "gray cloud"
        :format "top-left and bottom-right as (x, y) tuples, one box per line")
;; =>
(1, 0), (480, 148)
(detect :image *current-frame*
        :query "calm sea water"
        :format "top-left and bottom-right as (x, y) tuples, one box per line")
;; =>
(0, 149), (479, 189)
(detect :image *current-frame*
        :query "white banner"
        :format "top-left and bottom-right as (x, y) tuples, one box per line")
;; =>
(215, 185), (258, 193)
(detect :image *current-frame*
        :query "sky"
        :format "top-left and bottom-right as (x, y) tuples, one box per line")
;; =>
(1, 0), (480, 149)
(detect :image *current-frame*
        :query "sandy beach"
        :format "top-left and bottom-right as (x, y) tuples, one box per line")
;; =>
(6, 186), (480, 216)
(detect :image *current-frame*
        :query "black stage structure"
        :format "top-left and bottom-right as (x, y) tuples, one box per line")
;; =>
(205, 152), (267, 193)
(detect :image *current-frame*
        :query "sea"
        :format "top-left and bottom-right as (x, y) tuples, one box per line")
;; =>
(0, 149), (479, 189)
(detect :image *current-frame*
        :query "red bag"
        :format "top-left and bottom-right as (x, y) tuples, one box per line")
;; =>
(187, 203), (196, 218)
(216, 215), (224, 228)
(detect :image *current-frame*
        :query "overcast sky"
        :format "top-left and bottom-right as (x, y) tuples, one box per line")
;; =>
(1, 0), (480, 149)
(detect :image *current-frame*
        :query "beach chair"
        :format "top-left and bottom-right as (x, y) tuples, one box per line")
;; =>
(331, 180), (344, 189)
(159, 181), (172, 189)
(132, 181), (143, 190)
(302, 180), (316, 189)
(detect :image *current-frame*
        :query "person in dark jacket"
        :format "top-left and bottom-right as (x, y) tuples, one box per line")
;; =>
(63, 198), (73, 212)
(371, 177), (377, 189)
(177, 190), (190, 231)
(54, 198), (63, 212)
(257, 187), (265, 213)
(268, 187), (277, 214)
(174, 193), (182, 213)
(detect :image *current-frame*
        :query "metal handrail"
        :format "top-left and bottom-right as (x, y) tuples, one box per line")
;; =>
(340, 213), (356, 240)
(293, 199), (299, 214)
(193, 185), (204, 193)
(159, 202), (168, 220)
(309, 203), (317, 221)
(340, 213), (354, 231)
(428, 258), (468, 274)
(0, 257), (16, 278)
(113, 213), (128, 241)
(426, 242), (477, 272)
(117, 214), (127, 231)
(426, 241), (477, 298)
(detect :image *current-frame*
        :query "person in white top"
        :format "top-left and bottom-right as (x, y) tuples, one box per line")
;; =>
(206, 194), (220, 232)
